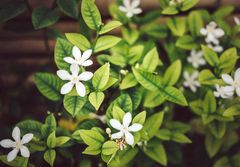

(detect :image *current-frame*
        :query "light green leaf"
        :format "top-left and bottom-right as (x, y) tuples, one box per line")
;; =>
(79, 129), (105, 146)
(176, 35), (198, 50)
(44, 149), (56, 167)
(92, 63), (110, 90)
(181, 0), (199, 11)
(99, 21), (122, 35)
(223, 104), (240, 117)
(203, 91), (216, 113)
(142, 47), (162, 72)
(132, 111), (146, 124)
(213, 5), (234, 19)
(219, 48), (238, 74)
(101, 77), (118, 91)
(205, 132), (222, 158)
(65, 33), (91, 51)
(162, 6), (178, 15)
(63, 95), (87, 117)
(32, 7), (59, 29)
(122, 28), (139, 45)
(89, 91), (105, 110)
(199, 69), (222, 85)
(83, 145), (101, 155)
(102, 141), (119, 155)
(57, 0), (78, 18)
(188, 11), (203, 36)
(201, 45), (219, 67)
(94, 35), (121, 53)
(34, 73), (63, 101)
(163, 60), (182, 86)
(112, 106), (125, 121)
(208, 121), (226, 139)
(167, 17), (186, 36)
(172, 133), (192, 143)
(47, 131), (56, 148)
(55, 136), (71, 147)
(143, 91), (165, 108)
(81, 0), (102, 30)
(0, 155), (28, 167)
(120, 73), (138, 90)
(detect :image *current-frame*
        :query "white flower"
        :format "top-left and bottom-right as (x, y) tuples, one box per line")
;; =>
(183, 71), (200, 92)
(119, 0), (142, 18)
(169, 0), (184, 6)
(221, 68), (240, 96)
(214, 85), (234, 99)
(0, 127), (33, 162)
(110, 112), (142, 146)
(57, 64), (93, 97)
(64, 46), (93, 67)
(207, 43), (223, 53)
(200, 21), (224, 45)
(187, 50), (206, 68)
(234, 17), (240, 25)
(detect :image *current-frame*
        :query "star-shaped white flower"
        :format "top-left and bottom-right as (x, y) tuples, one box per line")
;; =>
(64, 46), (93, 67)
(207, 43), (223, 53)
(183, 71), (200, 92)
(200, 21), (224, 45)
(234, 17), (240, 25)
(0, 127), (33, 162)
(187, 50), (206, 68)
(221, 68), (240, 96)
(110, 112), (142, 146)
(214, 85), (234, 99)
(57, 64), (93, 97)
(119, 0), (142, 18)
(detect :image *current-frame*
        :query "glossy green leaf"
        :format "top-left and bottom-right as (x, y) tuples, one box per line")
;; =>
(65, 33), (91, 51)
(132, 111), (146, 125)
(163, 60), (182, 86)
(44, 149), (56, 167)
(219, 48), (238, 74)
(63, 95), (87, 117)
(57, 0), (78, 18)
(92, 63), (110, 90)
(142, 47), (162, 72)
(47, 131), (56, 148)
(102, 141), (119, 155)
(120, 73), (138, 90)
(99, 21), (122, 35)
(167, 17), (186, 36)
(89, 91), (105, 110)
(181, 0), (199, 11)
(176, 35), (198, 50)
(188, 11), (203, 36)
(79, 129), (105, 146)
(201, 45), (219, 67)
(94, 35), (121, 53)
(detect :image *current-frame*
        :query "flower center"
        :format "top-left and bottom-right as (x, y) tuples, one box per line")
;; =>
(15, 141), (22, 149)
(233, 80), (240, 88)
(72, 76), (78, 83)
(122, 126), (128, 132)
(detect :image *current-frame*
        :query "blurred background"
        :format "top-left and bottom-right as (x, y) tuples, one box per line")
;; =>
(0, 0), (240, 166)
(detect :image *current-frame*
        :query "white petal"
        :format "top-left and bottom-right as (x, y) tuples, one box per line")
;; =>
(72, 46), (81, 60)
(57, 70), (71, 80)
(82, 49), (92, 61)
(20, 146), (30, 158)
(64, 57), (76, 64)
(21, 134), (33, 144)
(132, 0), (140, 8)
(222, 74), (234, 85)
(78, 72), (93, 81)
(128, 124), (142, 132)
(7, 149), (19, 162)
(123, 0), (130, 8)
(82, 60), (93, 67)
(60, 82), (74, 94)
(12, 127), (20, 142)
(0, 139), (15, 148)
(111, 132), (123, 139)
(132, 8), (142, 14)
(214, 91), (220, 97)
(209, 21), (217, 28)
(109, 119), (123, 131)
(236, 87), (240, 96)
(234, 17), (240, 25)
(76, 82), (86, 97)
(200, 28), (207, 36)
(125, 132), (134, 145)
(213, 28), (224, 38)
(123, 112), (132, 127)
(234, 68), (240, 81)
(119, 6), (127, 12)
(70, 64), (79, 76)
(126, 12), (133, 18)
(192, 71), (199, 79)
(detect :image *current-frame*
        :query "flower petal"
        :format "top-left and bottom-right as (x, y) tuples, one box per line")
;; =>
(123, 112), (132, 127)
(123, 0), (130, 7)
(20, 146), (30, 158)
(111, 132), (123, 139)
(82, 60), (93, 67)
(128, 124), (142, 132)
(236, 87), (240, 97)
(109, 119), (123, 131)
(234, 68), (240, 81)
(60, 82), (74, 94)
(222, 74), (234, 85)
(213, 28), (224, 38)
(119, 6), (127, 12)
(7, 148), (19, 162)
(133, 8), (142, 14)
(64, 57), (76, 64)
(12, 127), (20, 142)
(0, 139), (15, 148)
(132, 0), (140, 8)
(82, 49), (92, 61)
(70, 64), (79, 76)
(125, 132), (134, 145)
(78, 72), (93, 81)
(72, 46), (81, 59)
(57, 70), (71, 80)
(76, 82), (86, 97)
(21, 134), (33, 144)
(200, 28), (207, 36)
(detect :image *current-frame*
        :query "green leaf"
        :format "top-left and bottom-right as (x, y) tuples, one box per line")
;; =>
(94, 35), (121, 53)
(132, 68), (188, 106)
(172, 133), (192, 143)
(140, 23), (167, 38)
(63, 95), (87, 117)
(109, 4), (129, 24)
(142, 47), (162, 72)
(122, 28), (139, 45)
(213, 5), (234, 19)
(57, 0), (78, 18)
(203, 91), (216, 113)
(163, 60), (182, 86)
(120, 73), (138, 90)
(88, 91), (105, 110)
(201, 45), (219, 67)
(17, 120), (43, 139)
(101, 77), (118, 91)
(55, 136), (71, 147)
(83, 145), (101, 155)
(47, 131), (56, 148)
(181, 0), (199, 11)
(34, 73), (63, 101)
(0, 0), (26, 23)
(79, 129), (105, 146)
(102, 141), (119, 155)
(219, 48), (238, 74)
(208, 121), (226, 139)
(54, 38), (73, 70)
(188, 11), (203, 36)
(162, 6), (178, 15)
(199, 69), (222, 85)
(132, 111), (146, 124)
(144, 140), (167, 166)
(81, 0), (102, 30)
(44, 149), (56, 167)
(143, 91), (165, 108)
(32, 7), (59, 29)
(167, 17), (186, 36)
(92, 63), (110, 90)
(223, 104), (240, 117)
(112, 106), (125, 121)
(155, 129), (171, 140)
(176, 35), (198, 50)
(99, 21), (122, 35)
(205, 132), (222, 158)
(142, 112), (164, 140)
(65, 33), (91, 51)
(0, 155), (28, 167)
